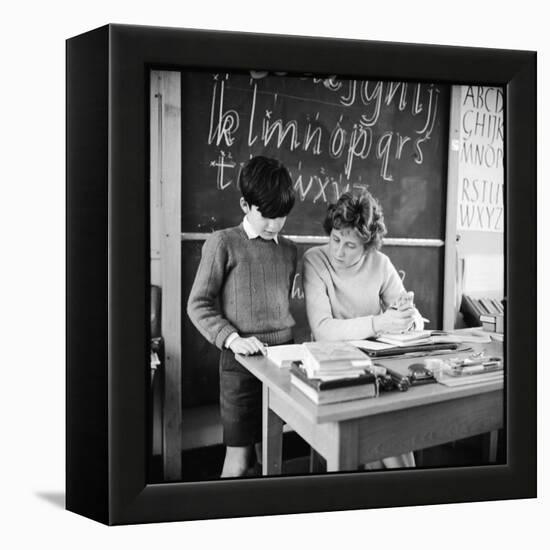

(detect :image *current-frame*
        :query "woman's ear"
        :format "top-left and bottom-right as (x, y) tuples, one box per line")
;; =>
(240, 197), (250, 214)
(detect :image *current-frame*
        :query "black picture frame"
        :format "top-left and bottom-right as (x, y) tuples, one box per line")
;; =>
(66, 24), (536, 525)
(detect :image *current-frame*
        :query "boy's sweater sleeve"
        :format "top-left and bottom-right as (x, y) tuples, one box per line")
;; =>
(303, 252), (377, 341)
(186, 232), (237, 349)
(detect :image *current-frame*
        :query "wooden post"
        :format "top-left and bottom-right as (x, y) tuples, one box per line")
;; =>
(151, 71), (182, 480)
(443, 86), (461, 330)
(309, 449), (325, 473)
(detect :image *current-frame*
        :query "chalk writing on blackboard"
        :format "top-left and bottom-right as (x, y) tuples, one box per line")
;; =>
(181, 71), (449, 238)
(291, 273), (304, 300)
(206, 73), (441, 203)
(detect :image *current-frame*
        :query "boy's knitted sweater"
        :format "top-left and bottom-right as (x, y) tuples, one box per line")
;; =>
(187, 224), (297, 349)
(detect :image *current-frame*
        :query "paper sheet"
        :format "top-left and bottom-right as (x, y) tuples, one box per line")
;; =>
(266, 344), (304, 368)
(462, 254), (504, 298)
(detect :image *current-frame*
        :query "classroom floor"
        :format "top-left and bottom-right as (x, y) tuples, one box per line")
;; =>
(148, 430), (506, 483)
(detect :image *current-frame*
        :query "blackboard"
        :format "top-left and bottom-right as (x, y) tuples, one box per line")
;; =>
(181, 70), (450, 238)
(179, 69), (450, 408)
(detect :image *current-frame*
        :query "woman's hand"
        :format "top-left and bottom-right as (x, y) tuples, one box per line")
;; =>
(373, 307), (416, 334)
(411, 308), (425, 331)
(228, 336), (267, 356)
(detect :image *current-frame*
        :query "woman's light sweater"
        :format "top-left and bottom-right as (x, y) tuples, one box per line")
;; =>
(302, 245), (405, 341)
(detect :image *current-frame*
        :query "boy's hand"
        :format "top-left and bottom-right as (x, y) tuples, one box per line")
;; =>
(229, 336), (267, 356)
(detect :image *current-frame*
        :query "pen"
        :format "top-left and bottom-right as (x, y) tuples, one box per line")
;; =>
(390, 305), (429, 324)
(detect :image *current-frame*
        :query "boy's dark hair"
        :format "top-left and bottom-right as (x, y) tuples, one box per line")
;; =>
(323, 191), (387, 250)
(238, 156), (295, 218)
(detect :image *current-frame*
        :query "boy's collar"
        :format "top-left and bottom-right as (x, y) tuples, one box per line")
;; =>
(242, 216), (279, 244)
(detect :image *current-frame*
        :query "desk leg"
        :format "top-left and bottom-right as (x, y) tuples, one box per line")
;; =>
(262, 385), (283, 476)
(309, 449), (325, 473)
(326, 421), (359, 472)
(483, 430), (499, 463)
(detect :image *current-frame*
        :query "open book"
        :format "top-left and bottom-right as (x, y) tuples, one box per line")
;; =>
(350, 330), (492, 352)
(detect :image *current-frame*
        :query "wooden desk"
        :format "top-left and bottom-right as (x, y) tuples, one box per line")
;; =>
(236, 342), (503, 474)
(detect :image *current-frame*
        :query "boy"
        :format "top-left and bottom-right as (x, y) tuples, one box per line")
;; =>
(187, 156), (297, 478)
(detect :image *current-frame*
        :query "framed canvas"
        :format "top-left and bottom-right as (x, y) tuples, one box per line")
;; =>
(66, 24), (536, 525)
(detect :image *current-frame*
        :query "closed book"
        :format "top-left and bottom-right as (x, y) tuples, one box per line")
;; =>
(364, 342), (459, 358)
(289, 363), (377, 404)
(478, 298), (493, 315)
(430, 331), (491, 344)
(301, 341), (372, 376)
(290, 362), (376, 389)
(480, 313), (504, 333)
(266, 344), (304, 368)
(460, 295), (483, 326)
(479, 314), (496, 323)
(491, 298), (505, 314)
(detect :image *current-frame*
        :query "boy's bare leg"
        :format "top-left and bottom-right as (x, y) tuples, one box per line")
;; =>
(221, 445), (253, 478)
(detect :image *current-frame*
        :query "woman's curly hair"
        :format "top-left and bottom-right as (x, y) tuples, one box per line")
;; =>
(323, 191), (387, 250)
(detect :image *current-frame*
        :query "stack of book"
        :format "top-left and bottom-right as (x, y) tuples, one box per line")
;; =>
(461, 295), (504, 328)
(433, 358), (504, 387)
(376, 330), (432, 346)
(290, 342), (376, 404)
(290, 363), (377, 404)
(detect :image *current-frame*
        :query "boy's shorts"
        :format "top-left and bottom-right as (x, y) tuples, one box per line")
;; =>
(219, 341), (292, 447)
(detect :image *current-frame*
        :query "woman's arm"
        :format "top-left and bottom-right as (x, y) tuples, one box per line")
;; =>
(379, 257), (425, 331)
(379, 256), (406, 309)
(303, 251), (419, 339)
(303, 254), (377, 341)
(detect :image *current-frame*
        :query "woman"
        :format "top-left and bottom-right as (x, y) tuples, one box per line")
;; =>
(303, 191), (420, 469)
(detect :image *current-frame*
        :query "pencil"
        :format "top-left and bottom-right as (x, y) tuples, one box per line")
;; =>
(390, 305), (430, 324)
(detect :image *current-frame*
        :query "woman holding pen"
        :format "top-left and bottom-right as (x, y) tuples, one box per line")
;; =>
(302, 190), (424, 469)
(303, 191), (425, 342)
